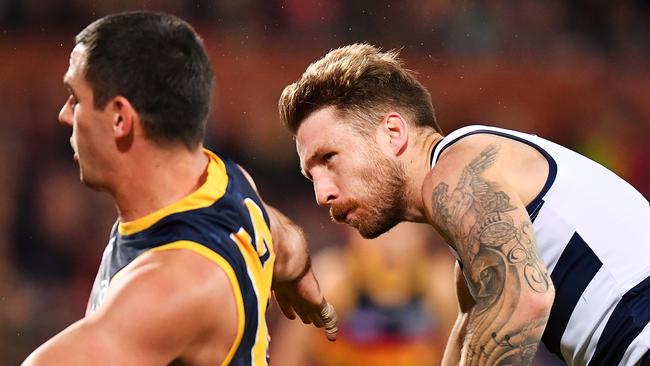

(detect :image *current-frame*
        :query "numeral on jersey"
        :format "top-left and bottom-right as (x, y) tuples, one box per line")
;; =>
(237, 198), (271, 266)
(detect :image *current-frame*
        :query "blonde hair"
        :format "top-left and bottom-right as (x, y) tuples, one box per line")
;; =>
(279, 43), (440, 135)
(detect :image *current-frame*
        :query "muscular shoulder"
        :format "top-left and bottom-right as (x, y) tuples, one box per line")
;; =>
(96, 246), (238, 357)
(422, 134), (507, 227)
(431, 133), (507, 176)
(110, 246), (236, 319)
(118, 246), (232, 295)
(424, 132), (548, 221)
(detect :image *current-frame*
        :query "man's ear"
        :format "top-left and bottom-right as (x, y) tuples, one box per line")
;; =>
(109, 96), (137, 152)
(381, 112), (409, 156)
(110, 96), (136, 139)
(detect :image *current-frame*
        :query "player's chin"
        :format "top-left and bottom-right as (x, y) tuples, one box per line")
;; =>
(357, 211), (403, 239)
(356, 220), (391, 239)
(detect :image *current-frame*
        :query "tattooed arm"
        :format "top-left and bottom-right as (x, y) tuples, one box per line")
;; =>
(423, 143), (555, 366)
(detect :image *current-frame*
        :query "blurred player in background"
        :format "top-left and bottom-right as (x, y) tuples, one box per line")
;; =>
(23, 11), (336, 366)
(272, 222), (457, 366)
(279, 43), (650, 365)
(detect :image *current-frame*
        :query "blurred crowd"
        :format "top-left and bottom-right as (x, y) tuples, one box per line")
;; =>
(0, 1), (648, 365)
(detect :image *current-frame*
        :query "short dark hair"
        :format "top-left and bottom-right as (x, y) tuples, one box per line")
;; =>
(76, 11), (214, 149)
(279, 43), (441, 136)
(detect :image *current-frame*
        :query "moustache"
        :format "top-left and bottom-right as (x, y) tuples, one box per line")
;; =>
(330, 200), (357, 223)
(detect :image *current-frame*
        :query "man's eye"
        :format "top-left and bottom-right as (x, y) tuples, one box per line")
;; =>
(323, 152), (335, 163)
(69, 95), (78, 107)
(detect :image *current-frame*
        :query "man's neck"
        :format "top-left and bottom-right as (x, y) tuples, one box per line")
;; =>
(113, 144), (209, 223)
(400, 131), (444, 223)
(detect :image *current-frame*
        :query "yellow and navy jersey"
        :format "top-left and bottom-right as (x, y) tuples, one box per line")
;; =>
(86, 149), (275, 366)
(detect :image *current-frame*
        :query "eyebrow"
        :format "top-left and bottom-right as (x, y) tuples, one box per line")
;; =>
(301, 148), (328, 181)
(300, 159), (312, 181)
(63, 80), (78, 98)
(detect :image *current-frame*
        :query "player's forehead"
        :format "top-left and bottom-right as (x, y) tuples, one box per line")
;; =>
(296, 113), (347, 168)
(296, 107), (348, 152)
(63, 44), (88, 84)
(295, 128), (333, 162)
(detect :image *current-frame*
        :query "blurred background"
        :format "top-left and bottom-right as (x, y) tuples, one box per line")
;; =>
(0, 0), (648, 365)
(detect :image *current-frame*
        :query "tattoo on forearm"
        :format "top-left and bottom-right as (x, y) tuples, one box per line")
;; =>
(432, 145), (550, 365)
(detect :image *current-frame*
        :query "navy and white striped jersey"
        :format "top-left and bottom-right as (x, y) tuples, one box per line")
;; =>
(430, 125), (650, 366)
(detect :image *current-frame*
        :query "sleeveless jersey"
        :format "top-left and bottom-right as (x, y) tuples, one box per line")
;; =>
(430, 125), (650, 366)
(86, 149), (275, 366)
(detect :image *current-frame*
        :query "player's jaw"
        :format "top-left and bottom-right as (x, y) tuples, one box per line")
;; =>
(330, 200), (400, 239)
(329, 158), (407, 239)
(70, 128), (107, 191)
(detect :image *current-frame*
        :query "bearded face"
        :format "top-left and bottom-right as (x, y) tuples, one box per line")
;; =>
(296, 106), (410, 239)
(329, 145), (407, 239)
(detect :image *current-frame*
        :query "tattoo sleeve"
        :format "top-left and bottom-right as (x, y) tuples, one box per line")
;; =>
(431, 145), (552, 365)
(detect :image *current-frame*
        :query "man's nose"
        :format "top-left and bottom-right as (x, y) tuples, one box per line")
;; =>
(313, 176), (338, 207)
(58, 99), (73, 127)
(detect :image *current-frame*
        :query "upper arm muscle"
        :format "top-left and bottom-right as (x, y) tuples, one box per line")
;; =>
(425, 143), (551, 301)
(24, 248), (237, 366)
(423, 140), (554, 364)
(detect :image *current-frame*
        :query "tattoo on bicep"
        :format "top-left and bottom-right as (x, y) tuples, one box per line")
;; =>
(431, 145), (550, 365)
